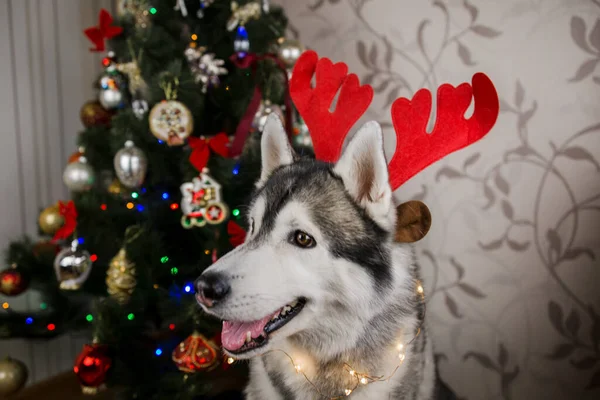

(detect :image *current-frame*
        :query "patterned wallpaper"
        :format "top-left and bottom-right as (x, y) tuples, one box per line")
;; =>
(275, 1), (600, 399)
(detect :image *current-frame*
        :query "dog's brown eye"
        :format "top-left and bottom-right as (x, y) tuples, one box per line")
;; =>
(293, 231), (315, 248)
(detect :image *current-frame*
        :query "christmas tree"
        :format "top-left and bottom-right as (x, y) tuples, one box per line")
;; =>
(0, 0), (309, 398)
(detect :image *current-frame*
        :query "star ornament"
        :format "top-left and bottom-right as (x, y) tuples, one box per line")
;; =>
(84, 9), (123, 52)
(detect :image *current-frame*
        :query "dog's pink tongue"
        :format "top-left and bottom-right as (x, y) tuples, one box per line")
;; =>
(222, 313), (274, 351)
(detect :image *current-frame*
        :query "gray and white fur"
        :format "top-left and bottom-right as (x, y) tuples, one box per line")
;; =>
(196, 115), (438, 399)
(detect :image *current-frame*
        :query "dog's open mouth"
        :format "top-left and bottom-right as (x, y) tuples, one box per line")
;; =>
(221, 298), (306, 354)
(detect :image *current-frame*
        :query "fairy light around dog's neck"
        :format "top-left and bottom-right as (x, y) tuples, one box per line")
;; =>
(226, 280), (427, 399)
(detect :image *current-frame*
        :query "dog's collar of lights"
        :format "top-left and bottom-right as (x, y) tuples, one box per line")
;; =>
(226, 281), (426, 399)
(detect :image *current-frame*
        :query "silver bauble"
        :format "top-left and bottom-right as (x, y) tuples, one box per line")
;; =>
(54, 240), (93, 290)
(63, 156), (95, 192)
(99, 88), (125, 110)
(277, 39), (304, 69)
(114, 140), (147, 189)
(252, 100), (284, 132)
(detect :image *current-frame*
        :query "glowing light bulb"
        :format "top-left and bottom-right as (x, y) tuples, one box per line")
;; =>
(397, 343), (404, 351)
(127, 313), (135, 320)
(232, 209), (240, 217)
(25, 317), (33, 324)
(360, 377), (368, 385)
(417, 285), (424, 294)
(294, 364), (302, 373)
(131, 192), (139, 199)
(47, 323), (56, 331)
(399, 353), (406, 361)
(169, 324), (175, 330)
(191, 34), (198, 41)
(155, 348), (163, 356)
(100, 204), (107, 210)
(126, 202), (134, 209)
(149, 7), (157, 14)
(349, 370), (355, 376)
(184, 284), (192, 293)
(161, 256), (169, 263)
(162, 193), (169, 199)
(86, 314), (93, 322)
(227, 357), (235, 364)
(170, 267), (178, 275)
(2, 302), (9, 309)
(90, 254), (98, 262)
(345, 389), (353, 396)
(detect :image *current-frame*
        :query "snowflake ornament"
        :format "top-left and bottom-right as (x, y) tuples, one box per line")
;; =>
(185, 46), (228, 93)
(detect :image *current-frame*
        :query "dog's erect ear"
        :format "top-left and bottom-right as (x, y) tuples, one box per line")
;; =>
(334, 121), (393, 227)
(258, 115), (295, 187)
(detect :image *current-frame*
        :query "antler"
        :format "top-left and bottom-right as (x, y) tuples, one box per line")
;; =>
(290, 50), (374, 163)
(388, 73), (499, 190)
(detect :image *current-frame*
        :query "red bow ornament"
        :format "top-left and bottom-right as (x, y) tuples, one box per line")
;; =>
(53, 201), (78, 242)
(84, 9), (123, 52)
(227, 221), (246, 247)
(188, 133), (230, 172)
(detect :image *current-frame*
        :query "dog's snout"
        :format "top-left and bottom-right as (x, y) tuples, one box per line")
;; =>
(195, 273), (230, 307)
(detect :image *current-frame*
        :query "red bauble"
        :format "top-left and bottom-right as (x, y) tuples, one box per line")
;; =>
(171, 331), (220, 373)
(80, 100), (113, 128)
(73, 343), (112, 394)
(0, 267), (29, 296)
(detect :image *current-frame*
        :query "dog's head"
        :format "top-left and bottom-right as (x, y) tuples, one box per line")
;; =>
(196, 115), (402, 359)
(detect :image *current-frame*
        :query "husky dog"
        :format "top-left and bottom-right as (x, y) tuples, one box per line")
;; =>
(196, 115), (438, 399)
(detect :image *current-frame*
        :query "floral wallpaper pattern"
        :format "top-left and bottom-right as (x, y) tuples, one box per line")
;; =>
(275, 0), (600, 399)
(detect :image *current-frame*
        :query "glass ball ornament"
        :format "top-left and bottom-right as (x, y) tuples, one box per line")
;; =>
(252, 100), (284, 132)
(54, 240), (93, 290)
(98, 66), (128, 110)
(277, 38), (305, 69)
(80, 100), (112, 127)
(38, 203), (65, 235)
(63, 156), (95, 192)
(114, 140), (147, 189)
(73, 342), (112, 395)
(0, 265), (29, 296)
(0, 357), (28, 396)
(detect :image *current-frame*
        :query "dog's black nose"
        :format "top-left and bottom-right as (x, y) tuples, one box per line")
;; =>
(195, 273), (230, 307)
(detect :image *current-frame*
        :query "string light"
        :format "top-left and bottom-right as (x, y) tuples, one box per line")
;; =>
(170, 203), (179, 210)
(2, 302), (9, 309)
(155, 348), (163, 356)
(184, 284), (192, 293)
(132, 192), (139, 199)
(100, 204), (107, 210)
(126, 202), (134, 209)
(136, 204), (145, 212)
(149, 7), (157, 14)
(78, 237), (85, 244)
(170, 267), (179, 275)
(127, 313), (135, 320)
(232, 209), (240, 217)
(141, 188), (147, 194)
(259, 281), (426, 399)
(232, 165), (239, 175)
(90, 254), (98, 262)
(153, 284), (159, 289)
(25, 317), (33, 324)
(158, 139), (164, 144)
(191, 34), (198, 41)
(161, 256), (169, 263)
(40, 303), (48, 310)
(169, 323), (176, 330)
(204, 249), (210, 255)
(86, 314), (94, 322)
(162, 192), (169, 199)
(47, 323), (56, 331)
(227, 357), (235, 364)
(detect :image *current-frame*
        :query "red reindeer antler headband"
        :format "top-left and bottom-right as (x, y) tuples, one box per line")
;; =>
(289, 50), (500, 190)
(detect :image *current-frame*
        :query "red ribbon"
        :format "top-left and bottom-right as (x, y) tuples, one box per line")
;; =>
(83, 9), (123, 52)
(53, 201), (78, 242)
(188, 133), (230, 172)
(227, 221), (246, 247)
(228, 53), (293, 157)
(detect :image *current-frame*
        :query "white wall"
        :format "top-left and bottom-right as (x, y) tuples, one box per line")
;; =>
(0, 0), (114, 385)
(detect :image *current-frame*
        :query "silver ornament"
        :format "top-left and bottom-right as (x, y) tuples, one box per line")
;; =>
(252, 100), (284, 132)
(63, 156), (95, 192)
(261, 0), (270, 13)
(99, 88), (125, 110)
(54, 240), (93, 290)
(277, 39), (305, 69)
(132, 99), (149, 119)
(114, 140), (147, 189)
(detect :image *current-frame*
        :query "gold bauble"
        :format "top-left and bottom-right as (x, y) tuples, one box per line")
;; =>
(277, 38), (305, 69)
(108, 178), (129, 196)
(0, 357), (28, 396)
(38, 204), (65, 235)
(106, 248), (137, 304)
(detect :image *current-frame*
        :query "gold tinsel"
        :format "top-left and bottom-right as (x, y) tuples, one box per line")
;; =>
(106, 248), (136, 304)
